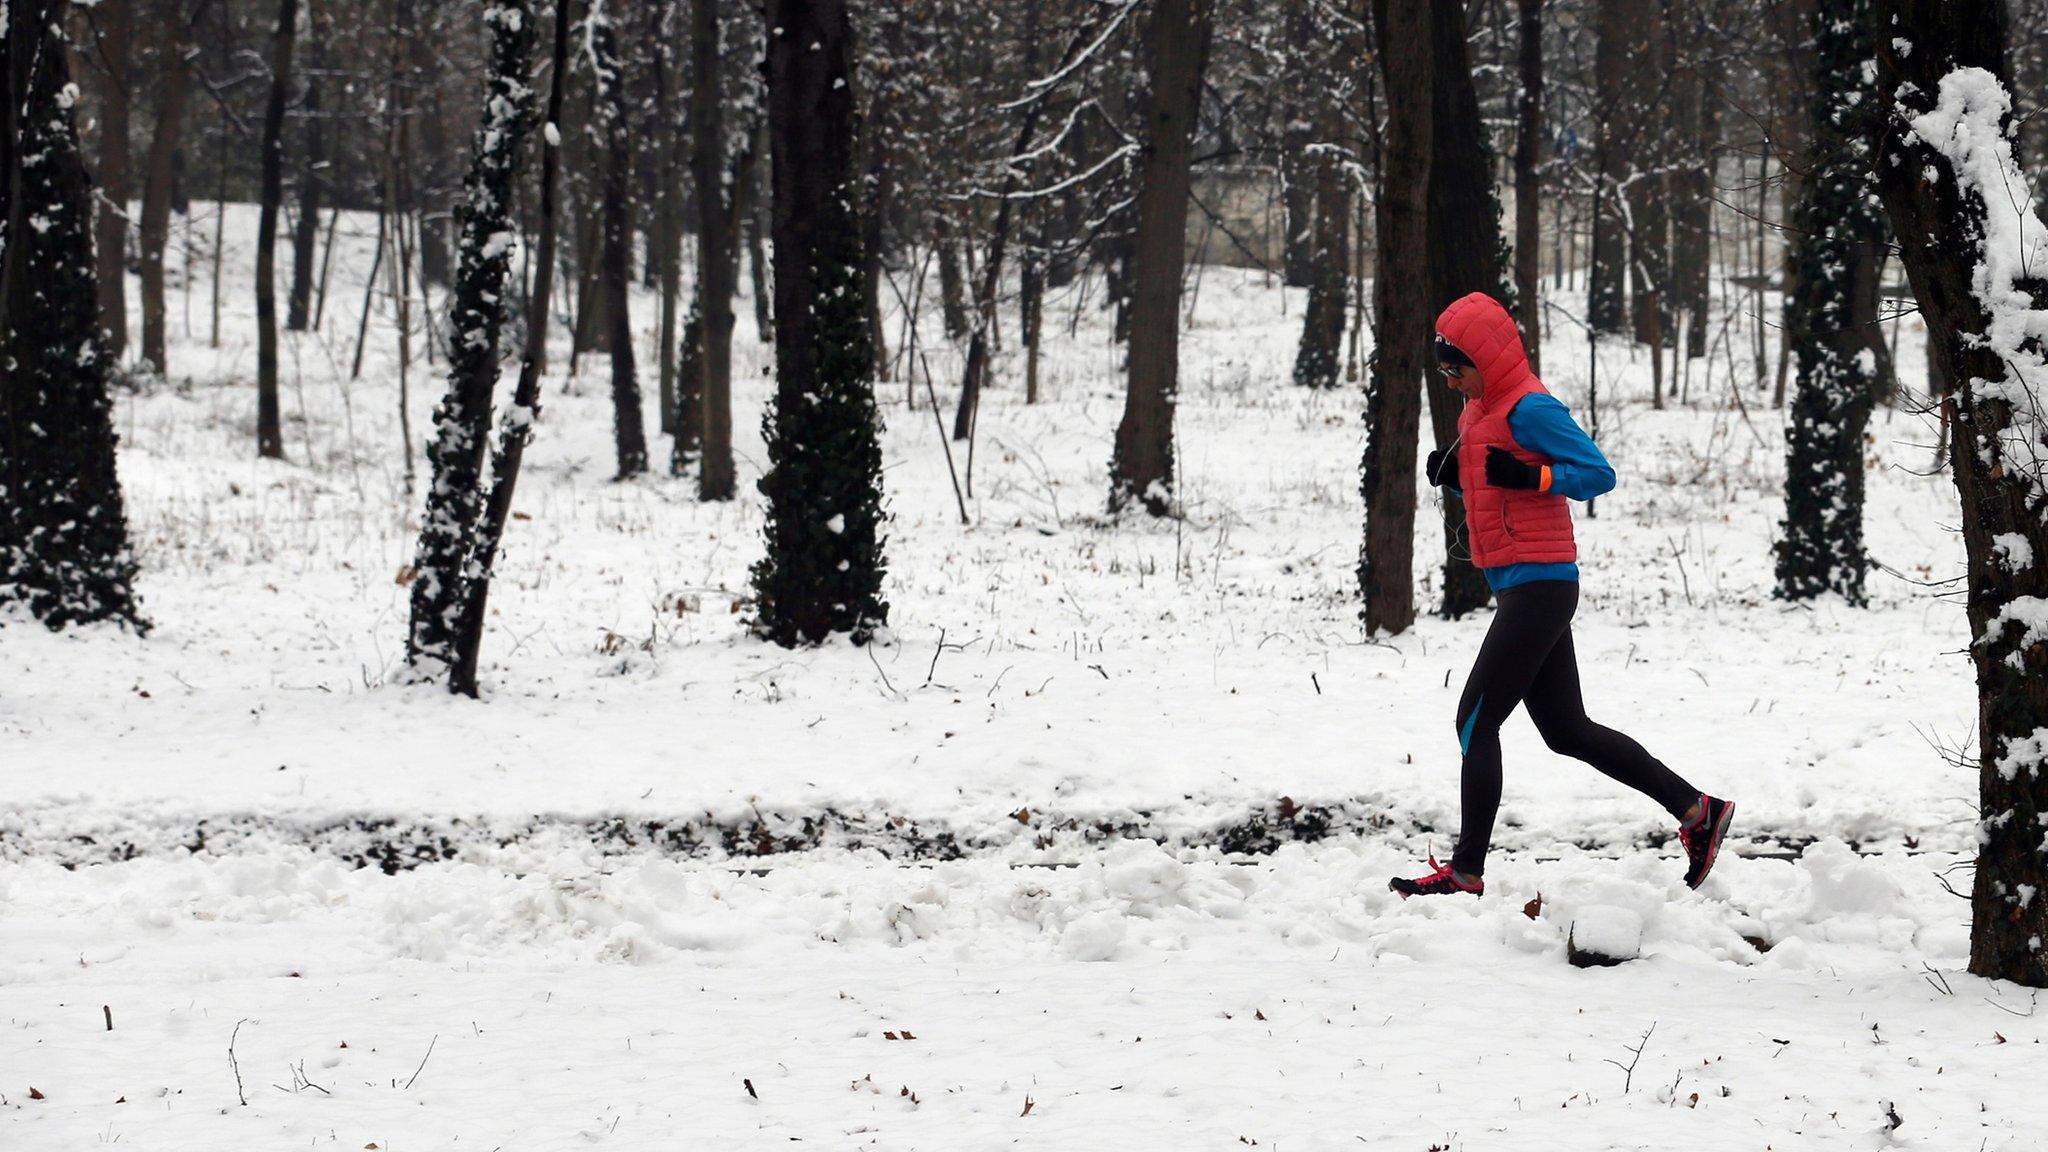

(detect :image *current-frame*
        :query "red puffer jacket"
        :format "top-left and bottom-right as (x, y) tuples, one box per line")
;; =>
(1436, 292), (1576, 569)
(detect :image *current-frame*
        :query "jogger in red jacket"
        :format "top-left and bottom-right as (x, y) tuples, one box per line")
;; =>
(1389, 293), (1736, 899)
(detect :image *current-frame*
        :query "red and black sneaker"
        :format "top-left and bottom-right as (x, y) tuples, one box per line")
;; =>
(1679, 794), (1735, 889)
(1389, 853), (1484, 899)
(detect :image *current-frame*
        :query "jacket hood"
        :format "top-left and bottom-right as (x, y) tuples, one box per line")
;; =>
(1434, 292), (1534, 407)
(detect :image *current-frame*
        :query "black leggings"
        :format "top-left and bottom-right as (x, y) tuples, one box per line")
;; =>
(1451, 580), (1699, 876)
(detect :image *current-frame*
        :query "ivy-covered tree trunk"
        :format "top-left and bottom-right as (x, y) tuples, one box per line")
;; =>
(1776, 0), (1880, 605)
(692, 0), (738, 501)
(589, 2), (646, 479)
(1870, 0), (2048, 988)
(1422, 0), (1501, 621)
(405, 0), (539, 685)
(0, 0), (146, 631)
(753, 0), (889, 647)
(254, 0), (299, 460)
(1359, 0), (1432, 635)
(1110, 0), (1211, 517)
(448, 0), (568, 697)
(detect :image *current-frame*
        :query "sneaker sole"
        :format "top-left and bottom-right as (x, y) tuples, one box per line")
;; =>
(1687, 801), (1735, 890)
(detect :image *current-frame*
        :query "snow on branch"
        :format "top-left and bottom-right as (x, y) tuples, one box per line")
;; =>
(1000, 0), (1141, 112)
(1905, 68), (2048, 511)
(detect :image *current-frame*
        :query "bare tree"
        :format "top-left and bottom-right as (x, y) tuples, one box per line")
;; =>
(254, 0), (301, 460)
(1359, 0), (1431, 634)
(1110, 0), (1212, 517)
(139, 0), (202, 376)
(692, 0), (739, 500)
(89, 0), (135, 360)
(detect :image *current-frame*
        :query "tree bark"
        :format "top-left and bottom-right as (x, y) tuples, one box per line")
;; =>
(693, 0), (738, 500)
(139, 3), (196, 376)
(1359, 0), (1431, 635)
(1870, 0), (2048, 988)
(1110, 0), (1212, 517)
(255, 0), (300, 460)
(92, 0), (134, 360)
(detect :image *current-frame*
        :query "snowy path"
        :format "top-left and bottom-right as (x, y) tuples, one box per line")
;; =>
(4, 841), (2042, 1150)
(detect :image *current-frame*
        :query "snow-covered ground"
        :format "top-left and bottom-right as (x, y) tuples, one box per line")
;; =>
(5, 204), (2035, 1149)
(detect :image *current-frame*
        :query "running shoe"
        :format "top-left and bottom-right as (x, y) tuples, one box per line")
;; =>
(1679, 794), (1736, 889)
(1389, 853), (1484, 898)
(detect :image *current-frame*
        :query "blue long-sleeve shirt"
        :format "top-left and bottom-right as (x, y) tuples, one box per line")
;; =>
(1483, 393), (1614, 592)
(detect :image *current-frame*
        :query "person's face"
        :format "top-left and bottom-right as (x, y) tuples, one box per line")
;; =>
(1440, 363), (1485, 400)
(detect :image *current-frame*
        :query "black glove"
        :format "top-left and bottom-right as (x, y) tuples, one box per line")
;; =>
(1485, 445), (1543, 490)
(1425, 448), (1461, 492)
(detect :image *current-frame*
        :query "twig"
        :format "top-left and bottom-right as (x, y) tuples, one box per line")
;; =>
(919, 352), (972, 526)
(403, 1034), (438, 1090)
(1602, 1021), (1656, 1094)
(229, 1019), (249, 1107)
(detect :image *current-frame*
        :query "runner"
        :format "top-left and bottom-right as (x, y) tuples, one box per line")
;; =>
(1390, 292), (1735, 898)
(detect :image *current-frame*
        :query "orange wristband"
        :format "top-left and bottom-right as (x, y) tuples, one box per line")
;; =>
(1539, 465), (1552, 493)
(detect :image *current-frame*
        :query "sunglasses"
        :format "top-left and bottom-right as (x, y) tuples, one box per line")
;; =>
(1437, 364), (1468, 379)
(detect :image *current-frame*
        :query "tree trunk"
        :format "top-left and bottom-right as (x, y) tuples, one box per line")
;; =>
(754, 0), (889, 646)
(1022, 242), (1043, 404)
(1110, 0), (1212, 517)
(694, 0), (738, 500)
(935, 215), (969, 340)
(1292, 103), (1349, 391)
(1777, 0), (1881, 605)
(746, 118), (772, 336)
(1423, 0), (1499, 620)
(449, 0), (568, 697)
(254, 0), (300, 460)
(288, 60), (325, 332)
(591, 5), (645, 479)
(1512, 0), (1542, 373)
(1588, 0), (1640, 334)
(139, 5), (195, 376)
(859, 120), (891, 385)
(406, 0), (540, 687)
(1359, 0), (1432, 635)
(1279, 0), (1316, 289)
(1670, 10), (1711, 362)
(92, 0), (133, 361)
(0, 0), (146, 630)
(1870, 0), (2048, 988)
(651, 0), (680, 436)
